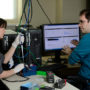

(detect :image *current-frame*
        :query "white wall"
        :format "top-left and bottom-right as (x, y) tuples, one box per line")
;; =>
(8, 0), (86, 28)
(30, 0), (86, 27)
(56, 0), (86, 23)
(22, 0), (56, 28)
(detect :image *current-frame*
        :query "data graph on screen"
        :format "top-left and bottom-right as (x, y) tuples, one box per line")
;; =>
(43, 23), (80, 51)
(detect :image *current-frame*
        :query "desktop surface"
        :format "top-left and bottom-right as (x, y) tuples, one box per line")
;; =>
(2, 74), (79, 90)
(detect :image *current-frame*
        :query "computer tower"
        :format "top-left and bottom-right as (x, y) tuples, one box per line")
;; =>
(24, 29), (42, 67)
(0, 29), (42, 68)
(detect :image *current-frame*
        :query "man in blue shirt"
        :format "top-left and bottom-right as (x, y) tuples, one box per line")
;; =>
(62, 9), (90, 90)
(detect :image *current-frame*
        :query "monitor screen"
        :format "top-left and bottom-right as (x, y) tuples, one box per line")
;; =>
(43, 23), (80, 51)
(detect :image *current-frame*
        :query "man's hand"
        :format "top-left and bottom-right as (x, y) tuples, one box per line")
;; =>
(12, 33), (24, 48)
(62, 46), (72, 55)
(71, 39), (79, 46)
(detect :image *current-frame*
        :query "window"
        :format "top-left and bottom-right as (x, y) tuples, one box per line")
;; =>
(0, 0), (22, 24)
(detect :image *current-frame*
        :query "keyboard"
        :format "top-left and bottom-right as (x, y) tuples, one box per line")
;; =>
(38, 63), (66, 71)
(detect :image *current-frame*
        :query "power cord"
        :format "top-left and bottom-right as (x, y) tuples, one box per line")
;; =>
(2, 75), (30, 82)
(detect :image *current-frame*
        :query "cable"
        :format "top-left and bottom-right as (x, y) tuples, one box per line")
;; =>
(15, 0), (32, 63)
(17, 0), (28, 33)
(28, 0), (33, 24)
(21, 45), (24, 62)
(14, 47), (29, 59)
(36, 0), (52, 24)
(3, 76), (30, 82)
(24, 0), (31, 27)
(15, 0), (42, 67)
(22, 0), (32, 29)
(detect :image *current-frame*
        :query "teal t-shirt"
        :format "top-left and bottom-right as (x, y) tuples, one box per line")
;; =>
(69, 33), (90, 79)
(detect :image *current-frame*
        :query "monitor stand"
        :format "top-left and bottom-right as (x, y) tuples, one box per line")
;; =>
(54, 51), (64, 64)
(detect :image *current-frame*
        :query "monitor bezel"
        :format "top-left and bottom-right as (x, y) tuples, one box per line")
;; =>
(42, 23), (80, 52)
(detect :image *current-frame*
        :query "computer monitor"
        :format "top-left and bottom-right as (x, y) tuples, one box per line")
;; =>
(43, 23), (80, 63)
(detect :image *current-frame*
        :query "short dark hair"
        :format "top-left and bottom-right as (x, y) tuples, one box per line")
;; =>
(80, 9), (90, 22)
(0, 18), (7, 28)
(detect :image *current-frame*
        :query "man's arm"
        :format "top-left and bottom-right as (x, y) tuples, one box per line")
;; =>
(61, 40), (79, 56)
(61, 46), (72, 56)
(71, 39), (79, 46)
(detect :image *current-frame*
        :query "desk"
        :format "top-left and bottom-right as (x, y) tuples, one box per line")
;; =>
(42, 55), (68, 65)
(2, 74), (79, 90)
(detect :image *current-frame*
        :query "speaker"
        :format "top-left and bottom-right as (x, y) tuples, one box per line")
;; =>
(25, 29), (42, 67)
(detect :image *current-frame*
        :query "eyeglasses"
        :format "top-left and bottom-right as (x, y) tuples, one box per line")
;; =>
(79, 20), (88, 24)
